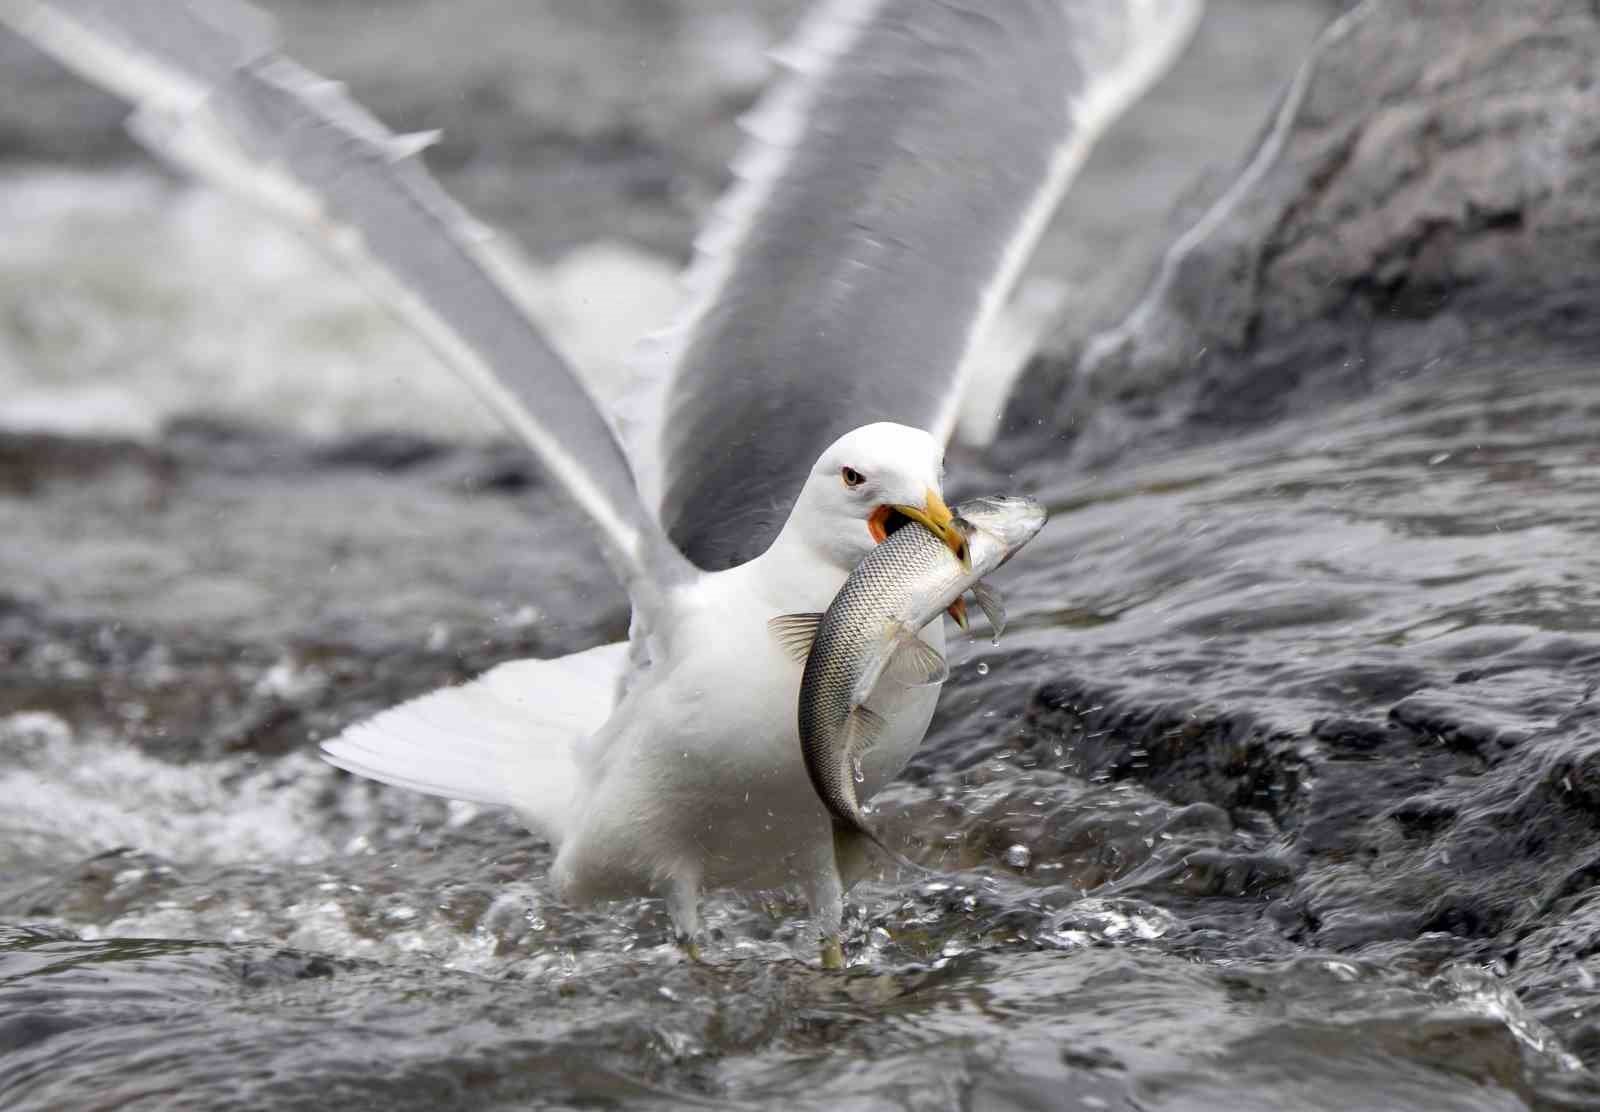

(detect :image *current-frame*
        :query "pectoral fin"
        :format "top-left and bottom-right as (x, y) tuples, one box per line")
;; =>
(768, 612), (825, 661)
(972, 580), (1007, 643)
(882, 638), (949, 688)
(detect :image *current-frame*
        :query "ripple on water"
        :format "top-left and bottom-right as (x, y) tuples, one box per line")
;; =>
(5, 365), (1600, 1106)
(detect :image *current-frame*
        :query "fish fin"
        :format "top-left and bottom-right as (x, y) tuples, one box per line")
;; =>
(881, 638), (949, 689)
(841, 705), (888, 760)
(768, 612), (824, 661)
(833, 817), (931, 879)
(848, 625), (905, 708)
(972, 580), (1007, 643)
(946, 596), (969, 631)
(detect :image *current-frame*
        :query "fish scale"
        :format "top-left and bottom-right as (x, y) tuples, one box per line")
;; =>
(799, 521), (961, 822)
(777, 495), (1048, 869)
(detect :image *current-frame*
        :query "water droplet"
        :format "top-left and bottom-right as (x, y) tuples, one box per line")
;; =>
(1004, 844), (1031, 869)
(976, 662), (990, 676)
(851, 756), (865, 784)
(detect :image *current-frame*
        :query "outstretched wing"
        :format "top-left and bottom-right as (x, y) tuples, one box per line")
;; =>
(641, 0), (1202, 570)
(0, 0), (696, 626)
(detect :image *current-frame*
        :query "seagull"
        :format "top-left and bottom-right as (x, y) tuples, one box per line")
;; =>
(3, 0), (1202, 964)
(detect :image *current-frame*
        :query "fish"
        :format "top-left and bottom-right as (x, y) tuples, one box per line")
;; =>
(770, 494), (1048, 871)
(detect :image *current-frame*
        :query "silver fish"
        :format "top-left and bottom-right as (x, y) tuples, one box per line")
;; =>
(770, 494), (1048, 868)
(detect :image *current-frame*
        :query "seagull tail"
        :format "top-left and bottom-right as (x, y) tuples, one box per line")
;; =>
(320, 641), (626, 842)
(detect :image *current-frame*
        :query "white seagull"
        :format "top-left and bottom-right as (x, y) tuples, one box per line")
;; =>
(3, 0), (1202, 964)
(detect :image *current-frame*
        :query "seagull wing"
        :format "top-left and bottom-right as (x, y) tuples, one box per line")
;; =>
(637, 0), (1202, 570)
(0, 0), (697, 626)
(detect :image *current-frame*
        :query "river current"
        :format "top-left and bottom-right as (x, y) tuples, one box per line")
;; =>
(5, 2), (1600, 1108)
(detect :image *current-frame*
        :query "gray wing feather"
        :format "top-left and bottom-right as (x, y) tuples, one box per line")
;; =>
(649, 0), (1201, 570)
(1, 0), (696, 627)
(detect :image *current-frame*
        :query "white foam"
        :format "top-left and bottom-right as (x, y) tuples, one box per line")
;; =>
(0, 165), (681, 442)
(0, 710), (337, 865)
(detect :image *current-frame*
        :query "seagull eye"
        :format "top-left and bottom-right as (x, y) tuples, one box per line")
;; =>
(840, 466), (866, 488)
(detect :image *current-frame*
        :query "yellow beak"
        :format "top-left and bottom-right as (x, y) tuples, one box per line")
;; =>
(881, 489), (968, 566)
(866, 490), (970, 627)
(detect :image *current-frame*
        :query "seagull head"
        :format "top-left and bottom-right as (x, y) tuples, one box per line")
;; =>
(786, 422), (963, 574)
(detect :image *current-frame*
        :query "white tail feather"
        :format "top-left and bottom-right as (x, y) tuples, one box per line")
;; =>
(320, 641), (627, 840)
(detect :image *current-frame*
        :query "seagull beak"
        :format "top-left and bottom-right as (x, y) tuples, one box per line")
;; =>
(872, 489), (969, 563)
(867, 490), (970, 625)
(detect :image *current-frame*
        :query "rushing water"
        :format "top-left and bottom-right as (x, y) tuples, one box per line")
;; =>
(6, 4), (1600, 1106)
(5, 339), (1598, 1106)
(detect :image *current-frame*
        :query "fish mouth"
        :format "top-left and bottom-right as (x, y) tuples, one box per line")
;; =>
(868, 492), (970, 629)
(869, 489), (971, 575)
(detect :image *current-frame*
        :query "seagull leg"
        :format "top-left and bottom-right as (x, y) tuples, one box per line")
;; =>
(819, 935), (845, 971)
(806, 847), (846, 970)
(666, 871), (706, 962)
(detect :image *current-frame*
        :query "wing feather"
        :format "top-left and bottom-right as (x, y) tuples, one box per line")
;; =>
(641, 0), (1202, 570)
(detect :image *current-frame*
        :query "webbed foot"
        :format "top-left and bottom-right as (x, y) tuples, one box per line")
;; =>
(667, 872), (705, 963)
(820, 935), (845, 970)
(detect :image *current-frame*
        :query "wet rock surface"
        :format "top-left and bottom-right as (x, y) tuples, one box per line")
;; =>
(1, 423), (626, 761)
(5, 360), (1599, 1107)
(1010, 0), (1600, 467)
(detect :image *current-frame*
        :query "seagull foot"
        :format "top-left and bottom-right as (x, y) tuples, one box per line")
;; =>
(820, 936), (845, 970)
(676, 933), (705, 963)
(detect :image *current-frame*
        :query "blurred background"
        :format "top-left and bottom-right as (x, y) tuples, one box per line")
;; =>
(0, 0), (1337, 442)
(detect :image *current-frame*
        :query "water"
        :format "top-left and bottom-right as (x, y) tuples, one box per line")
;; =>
(6, 355), (1597, 1107)
(7, 2), (1600, 1107)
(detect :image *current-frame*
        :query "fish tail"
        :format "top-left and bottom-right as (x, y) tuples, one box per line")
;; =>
(832, 817), (930, 882)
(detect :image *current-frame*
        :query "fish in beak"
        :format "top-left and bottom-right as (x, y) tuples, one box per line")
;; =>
(867, 489), (970, 626)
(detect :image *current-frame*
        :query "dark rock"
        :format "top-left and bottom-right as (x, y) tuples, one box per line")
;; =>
(1390, 688), (1533, 755)
(1023, 679), (1309, 824)
(17, 848), (183, 920)
(1007, 0), (1600, 467)
(0, 422), (627, 762)
(310, 431), (449, 473)
(0, 433), (177, 497)
(1311, 716), (1393, 753)
(231, 950), (341, 989)
(0, 1013), (95, 1053)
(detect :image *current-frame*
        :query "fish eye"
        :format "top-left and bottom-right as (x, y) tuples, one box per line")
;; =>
(840, 466), (866, 488)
